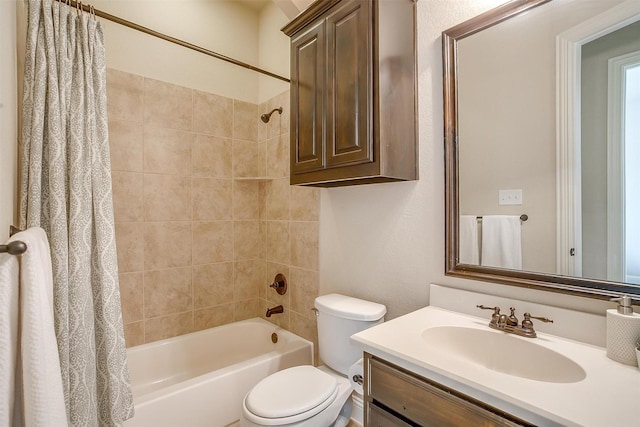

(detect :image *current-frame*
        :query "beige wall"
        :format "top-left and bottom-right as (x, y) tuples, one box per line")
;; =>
(94, 0), (289, 104)
(318, 0), (612, 321)
(109, 69), (319, 347)
(0, 0), (17, 241)
(258, 1), (291, 103)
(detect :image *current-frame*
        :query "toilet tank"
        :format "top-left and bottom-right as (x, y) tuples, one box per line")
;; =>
(314, 294), (386, 375)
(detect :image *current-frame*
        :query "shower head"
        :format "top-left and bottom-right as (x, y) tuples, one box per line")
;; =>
(261, 107), (283, 123)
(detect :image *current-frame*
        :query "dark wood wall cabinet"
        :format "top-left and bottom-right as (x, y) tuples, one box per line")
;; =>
(282, 0), (418, 187)
(364, 353), (536, 427)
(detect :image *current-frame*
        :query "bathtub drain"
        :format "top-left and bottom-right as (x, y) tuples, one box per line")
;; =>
(271, 332), (278, 343)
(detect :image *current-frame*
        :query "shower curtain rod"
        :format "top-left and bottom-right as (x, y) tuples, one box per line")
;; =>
(55, 0), (291, 83)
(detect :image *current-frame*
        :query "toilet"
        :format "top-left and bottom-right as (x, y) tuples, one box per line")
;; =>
(241, 294), (386, 427)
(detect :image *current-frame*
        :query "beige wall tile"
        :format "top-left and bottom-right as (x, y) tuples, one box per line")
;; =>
(109, 77), (306, 345)
(193, 262), (234, 309)
(266, 221), (290, 264)
(290, 221), (319, 271)
(290, 186), (319, 221)
(266, 134), (289, 178)
(145, 312), (193, 343)
(234, 221), (262, 261)
(143, 174), (192, 221)
(233, 100), (258, 142)
(234, 259), (264, 301)
(144, 222), (192, 270)
(109, 121), (143, 172)
(265, 98), (282, 140)
(259, 220), (268, 260)
(115, 222), (144, 273)
(107, 69), (143, 123)
(192, 135), (232, 178)
(258, 101), (268, 143)
(192, 178), (232, 221)
(289, 267), (318, 317)
(144, 267), (192, 318)
(119, 272), (143, 323)
(233, 181), (260, 220)
(234, 298), (260, 321)
(144, 78), (193, 131)
(233, 140), (265, 178)
(124, 321), (145, 348)
(193, 90), (233, 138)
(192, 221), (233, 265)
(258, 183), (267, 220)
(277, 92), (291, 136)
(289, 311), (318, 365)
(194, 304), (234, 331)
(143, 126), (192, 175)
(112, 172), (143, 222)
(266, 178), (290, 221)
(265, 262), (290, 307)
(267, 91), (291, 139)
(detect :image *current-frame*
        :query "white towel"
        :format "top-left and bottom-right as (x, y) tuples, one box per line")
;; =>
(0, 250), (19, 425)
(459, 216), (479, 265)
(481, 215), (522, 270)
(0, 228), (68, 426)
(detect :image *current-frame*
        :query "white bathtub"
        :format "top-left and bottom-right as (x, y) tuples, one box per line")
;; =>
(124, 318), (313, 427)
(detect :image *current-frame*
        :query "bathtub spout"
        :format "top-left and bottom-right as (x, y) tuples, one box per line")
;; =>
(266, 305), (284, 317)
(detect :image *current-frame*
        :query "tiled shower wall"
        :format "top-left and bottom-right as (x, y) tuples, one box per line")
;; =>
(106, 69), (319, 351)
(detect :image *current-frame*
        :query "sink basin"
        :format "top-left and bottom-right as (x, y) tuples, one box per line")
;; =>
(421, 326), (586, 383)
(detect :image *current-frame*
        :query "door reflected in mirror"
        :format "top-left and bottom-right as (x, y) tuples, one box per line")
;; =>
(444, 0), (640, 297)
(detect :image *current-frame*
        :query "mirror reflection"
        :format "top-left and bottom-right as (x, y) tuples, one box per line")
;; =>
(447, 0), (640, 294)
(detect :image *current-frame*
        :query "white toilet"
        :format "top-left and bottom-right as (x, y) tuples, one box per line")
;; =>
(241, 294), (386, 427)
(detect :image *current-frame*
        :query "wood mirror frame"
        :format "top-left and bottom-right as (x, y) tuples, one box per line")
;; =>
(442, 0), (640, 300)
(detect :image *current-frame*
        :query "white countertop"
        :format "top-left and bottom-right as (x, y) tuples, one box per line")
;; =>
(351, 306), (640, 427)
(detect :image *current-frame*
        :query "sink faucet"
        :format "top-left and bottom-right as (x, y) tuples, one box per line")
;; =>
(477, 305), (553, 338)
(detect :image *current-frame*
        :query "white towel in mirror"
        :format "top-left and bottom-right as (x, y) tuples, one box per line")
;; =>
(481, 215), (522, 270)
(459, 215), (479, 265)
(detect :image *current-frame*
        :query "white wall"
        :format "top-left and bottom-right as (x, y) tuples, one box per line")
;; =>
(319, 0), (613, 321)
(0, 0), (17, 241)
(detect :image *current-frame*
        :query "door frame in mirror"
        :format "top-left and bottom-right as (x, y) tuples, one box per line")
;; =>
(442, 0), (640, 300)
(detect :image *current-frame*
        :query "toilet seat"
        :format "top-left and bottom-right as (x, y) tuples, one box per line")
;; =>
(243, 366), (339, 425)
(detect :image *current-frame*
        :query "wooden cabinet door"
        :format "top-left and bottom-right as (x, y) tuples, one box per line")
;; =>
(325, 0), (372, 169)
(290, 20), (326, 174)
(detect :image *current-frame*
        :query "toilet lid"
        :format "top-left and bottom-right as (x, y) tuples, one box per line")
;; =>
(245, 365), (338, 419)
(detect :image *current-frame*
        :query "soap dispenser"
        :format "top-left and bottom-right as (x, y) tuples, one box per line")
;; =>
(606, 296), (640, 366)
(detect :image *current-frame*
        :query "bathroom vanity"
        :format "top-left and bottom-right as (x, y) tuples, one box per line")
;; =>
(352, 287), (640, 427)
(365, 354), (532, 426)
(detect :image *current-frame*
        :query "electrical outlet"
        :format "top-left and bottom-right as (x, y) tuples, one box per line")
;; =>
(499, 189), (523, 205)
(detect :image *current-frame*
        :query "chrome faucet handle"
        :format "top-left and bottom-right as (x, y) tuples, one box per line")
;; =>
(476, 305), (500, 325)
(476, 304), (499, 311)
(523, 313), (553, 324)
(521, 312), (553, 337)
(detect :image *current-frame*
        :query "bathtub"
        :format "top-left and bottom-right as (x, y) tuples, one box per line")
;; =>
(124, 318), (313, 427)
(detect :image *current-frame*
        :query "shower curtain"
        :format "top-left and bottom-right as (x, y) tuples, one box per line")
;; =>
(19, 0), (134, 425)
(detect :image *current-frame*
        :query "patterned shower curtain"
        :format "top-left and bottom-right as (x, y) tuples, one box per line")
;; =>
(19, 0), (134, 425)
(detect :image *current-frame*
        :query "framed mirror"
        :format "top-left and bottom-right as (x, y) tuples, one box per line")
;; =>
(443, 0), (640, 299)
